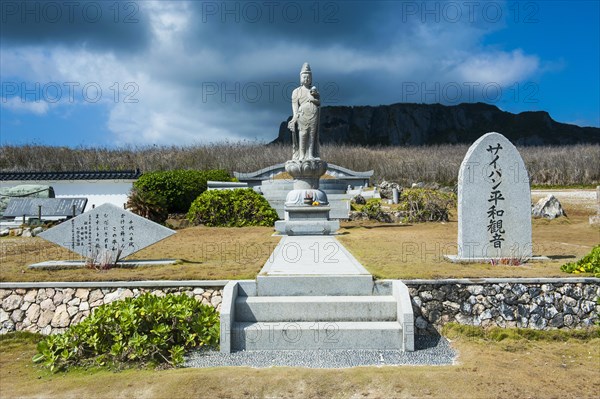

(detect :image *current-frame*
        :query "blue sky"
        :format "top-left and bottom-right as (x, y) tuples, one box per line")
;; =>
(1, 0), (598, 147)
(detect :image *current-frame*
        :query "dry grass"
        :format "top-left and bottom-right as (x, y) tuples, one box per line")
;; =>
(1, 143), (599, 186)
(1, 201), (598, 282)
(1, 331), (599, 399)
(0, 227), (279, 282)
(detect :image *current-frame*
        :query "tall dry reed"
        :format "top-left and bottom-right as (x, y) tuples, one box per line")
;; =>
(1, 143), (598, 186)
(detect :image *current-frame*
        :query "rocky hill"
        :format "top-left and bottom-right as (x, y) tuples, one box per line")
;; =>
(271, 102), (600, 146)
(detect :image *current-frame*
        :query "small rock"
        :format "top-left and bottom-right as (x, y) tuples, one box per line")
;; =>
(351, 194), (366, 205)
(88, 289), (104, 303)
(51, 305), (70, 327)
(21, 229), (33, 238)
(23, 290), (37, 303)
(0, 309), (9, 323)
(210, 295), (222, 307)
(379, 181), (402, 199)
(532, 195), (566, 219)
(75, 288), (90, 301)
(2, 294), (23, 312)
(415, 316), (428, 329)
(0, 229), (9, 237)
(32, 226), (44, 236)
(467, 285), (484, 295)
(37, 310), (54, 328)
(11, 309), (25, 323)
(40, 298), (55, 311)
(26, 303), (41, 323)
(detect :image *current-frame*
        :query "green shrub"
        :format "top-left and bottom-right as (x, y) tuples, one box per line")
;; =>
(398, 188), (456, 222)
(33, 293), (219, 372)
(560, 245), (600, 277)
(362, 199), (389, 221)
(134, 169), (232, 213)
(187, 188), (279, 227)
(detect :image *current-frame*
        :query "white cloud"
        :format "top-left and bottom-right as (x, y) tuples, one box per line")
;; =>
(1, 1), (547, 145)
(1, 97), (49, 115)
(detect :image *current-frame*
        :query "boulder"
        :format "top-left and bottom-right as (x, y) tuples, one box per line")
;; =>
(0, 229), (9, 237)
(532, 195), (566, 219)
(351, 194), (366, 205)
(378, 181), (402, 199)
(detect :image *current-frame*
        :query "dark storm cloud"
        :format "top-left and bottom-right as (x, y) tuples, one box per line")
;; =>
(184, 1), (404, 50)
(0, 0), (151, 51)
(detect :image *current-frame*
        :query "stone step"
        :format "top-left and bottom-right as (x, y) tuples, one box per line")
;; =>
(256, 275), (374, 296)
(231, 321), (403, 351)
(235, 295), (397, 322)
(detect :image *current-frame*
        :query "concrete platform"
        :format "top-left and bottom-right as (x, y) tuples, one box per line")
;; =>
(258, 236), (373, 295)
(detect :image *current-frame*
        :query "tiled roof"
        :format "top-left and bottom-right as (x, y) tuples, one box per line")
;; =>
(0, 170), (142, 181)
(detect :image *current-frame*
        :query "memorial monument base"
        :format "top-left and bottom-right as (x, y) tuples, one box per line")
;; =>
(275, 205), (339, 235)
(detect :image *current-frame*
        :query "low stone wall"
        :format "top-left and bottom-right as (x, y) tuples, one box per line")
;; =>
(0, 281), (224, 335)
(1, 278), (598, 336)
(405, 278), (600, 335)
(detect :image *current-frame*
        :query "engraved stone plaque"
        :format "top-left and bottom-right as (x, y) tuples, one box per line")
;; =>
(37, 203), (175, 259)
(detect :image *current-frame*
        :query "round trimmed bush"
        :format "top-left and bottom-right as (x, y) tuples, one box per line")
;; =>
(187, 188), (279, 227)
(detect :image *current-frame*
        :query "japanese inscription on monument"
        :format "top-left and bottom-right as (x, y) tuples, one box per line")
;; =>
(38, 203), (175, 259)
(455, 132), (532, 260)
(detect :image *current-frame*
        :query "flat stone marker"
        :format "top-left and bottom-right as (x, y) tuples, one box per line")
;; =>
(447, 132), (534, 262)
(37, 203), (175, 260)
(4, 198), (87, 218)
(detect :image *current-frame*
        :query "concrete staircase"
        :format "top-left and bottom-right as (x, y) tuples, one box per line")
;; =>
(220, 236), (414, 353)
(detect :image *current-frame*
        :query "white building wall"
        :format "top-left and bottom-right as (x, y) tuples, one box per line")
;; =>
(0, 180), (134, 212)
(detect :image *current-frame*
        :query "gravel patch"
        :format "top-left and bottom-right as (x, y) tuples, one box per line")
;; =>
(184, 335), (457, 368)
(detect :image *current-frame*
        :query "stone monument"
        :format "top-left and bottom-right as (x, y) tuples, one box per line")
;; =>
(33, 203), (176, 268)
(446, 132), (540, 262)
(275, 63), (339, 235)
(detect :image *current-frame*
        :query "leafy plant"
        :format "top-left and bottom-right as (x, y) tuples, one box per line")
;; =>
(398, 188), (456, 222)
(560, 245), (600, 277)
(361, 199), (388, 221)
(187, 188), (278, 227)
(134, 169), (232, 213)
(126, 187), (169, 224)
(33, 293), (219, 372)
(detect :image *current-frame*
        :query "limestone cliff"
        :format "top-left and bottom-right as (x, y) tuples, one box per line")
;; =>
(272, 102), (600, 146)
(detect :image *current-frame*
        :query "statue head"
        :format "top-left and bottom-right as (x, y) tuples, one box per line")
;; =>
(300, 62), (312, 86)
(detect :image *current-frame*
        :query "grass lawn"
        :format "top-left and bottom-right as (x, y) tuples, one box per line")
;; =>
(1, 204), (598, 282)
(1, 329), (598, 399)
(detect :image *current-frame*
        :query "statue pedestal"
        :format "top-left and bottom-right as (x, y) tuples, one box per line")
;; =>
(275, 206), (339, 236)
(275, 159), (338, 235)
(284, 159), (329, 206)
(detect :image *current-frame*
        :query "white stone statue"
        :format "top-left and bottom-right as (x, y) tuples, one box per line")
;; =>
(288, 62), (320, 161)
